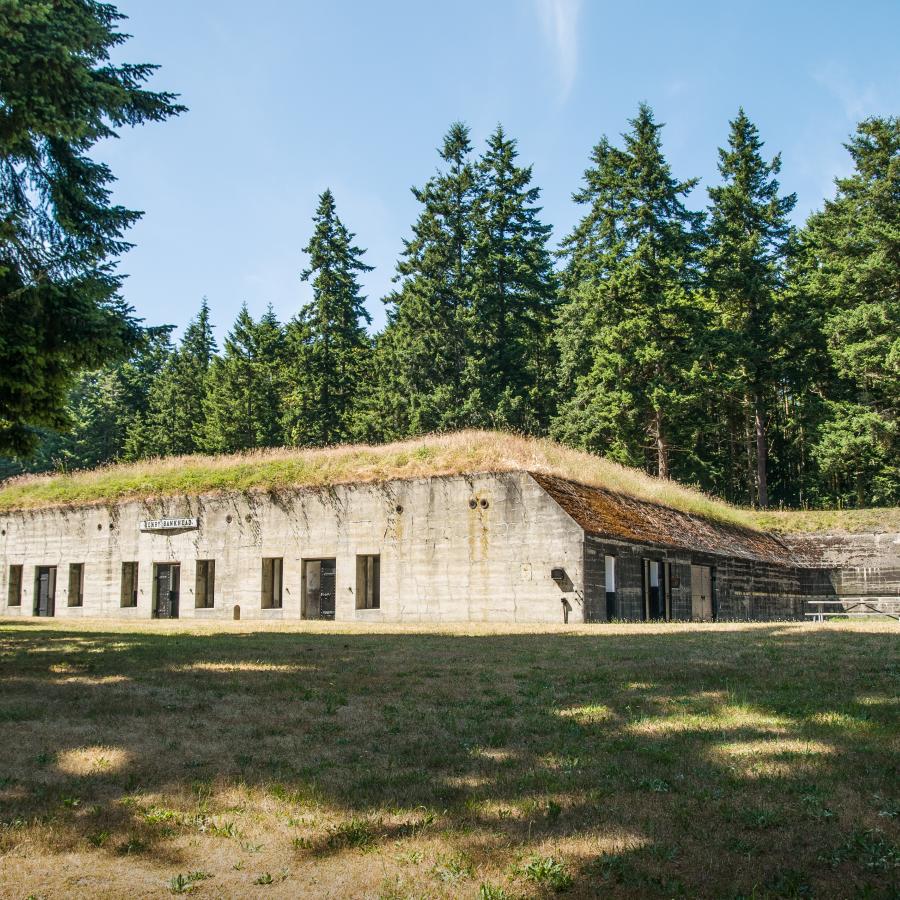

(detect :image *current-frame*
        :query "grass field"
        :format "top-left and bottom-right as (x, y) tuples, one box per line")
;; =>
(0, 620), (897, 898)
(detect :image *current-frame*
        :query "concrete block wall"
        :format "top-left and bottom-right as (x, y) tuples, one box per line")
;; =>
(0, 472), (585, 625)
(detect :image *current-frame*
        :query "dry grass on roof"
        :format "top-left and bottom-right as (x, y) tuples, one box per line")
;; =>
(0, 430), (754, 526)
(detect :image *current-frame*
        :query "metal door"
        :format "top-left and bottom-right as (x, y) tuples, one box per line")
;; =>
(35, 566), (56, 617)
(319, 559), (336, 619)
(155, 564), (180, 618)
(303, 559), (336, 620)
(691, 565), (713, 619)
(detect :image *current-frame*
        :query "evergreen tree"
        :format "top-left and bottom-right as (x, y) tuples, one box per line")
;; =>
(374, 123), (477, 435)
(118, 327), (176, 459)
(0, 327), (174, 474)
(130, 299), (217, 457)
(552, 105), (706, 479)
(469, 126), (558, 432)
(799, 116), (900, 505)
(705, 110), (797, 507)
(0, 1), (183, 456)
(202, 304), (286, 452)
(283, 191), (372, 446)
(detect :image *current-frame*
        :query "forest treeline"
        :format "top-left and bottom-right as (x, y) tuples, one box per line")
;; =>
(4, 107), (898, 510)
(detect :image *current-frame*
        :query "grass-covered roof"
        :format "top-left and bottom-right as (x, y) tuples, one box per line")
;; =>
(0, 431), (895, 533)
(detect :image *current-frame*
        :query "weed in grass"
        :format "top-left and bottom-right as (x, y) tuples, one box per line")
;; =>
(240, 841), (262, 854)
(523, 856), (573, 892)
(432, 851), (476, 883)
(873, 793), (899, 820)
(252, 872), (274, 885)
(588, 853), (639, 886)
(377, 875), (415, 900)
(396, 849), (424, 866)
(208, 820), (241, 839)
(800, 793), (834, 821)
(60, 796), (81, 808)
(479, 884), (510, 899)
(742, 807), (784, 830)
(649, 842), (680, 862)
(88, 830), (110, 847)
(118, 835), (147, 854)
(764, 869), (813, 897)
(819, 828), (900, 872)
(327, 817), (377, 850)
(168, 871), (212, 894)
(638, 777), (671, 793)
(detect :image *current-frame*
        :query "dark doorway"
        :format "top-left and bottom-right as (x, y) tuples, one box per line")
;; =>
(643, 559), (668, 620)
(153, 563), (180, 619)
(34, 566), (56, 617)
(303, 559), (336, 620)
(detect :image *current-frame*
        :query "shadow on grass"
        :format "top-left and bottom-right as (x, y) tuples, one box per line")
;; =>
(0, 624), (897, 896)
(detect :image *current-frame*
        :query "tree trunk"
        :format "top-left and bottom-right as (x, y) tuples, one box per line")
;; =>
(653, 408), (669, 479)
(754, 390), (768, 508)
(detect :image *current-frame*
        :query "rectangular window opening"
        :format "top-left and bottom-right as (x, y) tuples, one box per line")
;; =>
(121, 561), (138, 608)
(68, 563), (84, 607)
(356, 554), (380, 610)
(604, 555), (616, 620)
(7, 564), (23, 606)
(261, 557), (283, 609)
(195, 559), (216, 609)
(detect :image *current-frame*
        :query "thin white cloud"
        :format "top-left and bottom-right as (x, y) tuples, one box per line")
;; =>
(535, 0), (582, 99)
(813, 62), (880, 121)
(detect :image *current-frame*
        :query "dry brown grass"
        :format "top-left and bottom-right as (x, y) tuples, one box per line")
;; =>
(0, 430), (754, 527)
(0, 618), (897, 898)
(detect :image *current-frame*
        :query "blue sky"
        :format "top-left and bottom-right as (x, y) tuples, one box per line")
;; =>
(102, 0), (900, 339)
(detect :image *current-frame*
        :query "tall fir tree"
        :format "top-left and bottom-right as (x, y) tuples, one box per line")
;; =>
(372, 123), (477, 436)
(705, 110), (797, 507)
(799, 116), (900, 505)
(202, 304), (286, 452)
(552, 105), (706, 479)
(129, 299), (217, 457)
(0, 1), (183, 456)
(468, 125), (558, 432)
(283, 191), (372, 446)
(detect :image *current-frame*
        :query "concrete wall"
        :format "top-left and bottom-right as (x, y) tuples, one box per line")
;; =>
(0, 473), (585, 624)
(786, 531), (900, 617)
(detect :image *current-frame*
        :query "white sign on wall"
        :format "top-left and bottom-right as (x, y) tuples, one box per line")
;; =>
(139, 517), (198, 532)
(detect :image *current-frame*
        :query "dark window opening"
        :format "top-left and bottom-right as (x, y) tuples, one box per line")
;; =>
(356, 555), (380, 610)
(68, 563), (84, 607)
(604, 555), (616, 620)
(121, 562), (138, 608)
(7, 564), (23, 606)
(261, 557), (283, 609)
(195, 559), (215, 609)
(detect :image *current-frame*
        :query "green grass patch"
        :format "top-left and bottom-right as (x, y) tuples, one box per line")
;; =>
(0, 619), (896, 897)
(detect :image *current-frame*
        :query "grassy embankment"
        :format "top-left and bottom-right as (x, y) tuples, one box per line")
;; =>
(2, 431), (896, 535)
(0, 619), (897, 898)
(0, 431), (754, 527)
